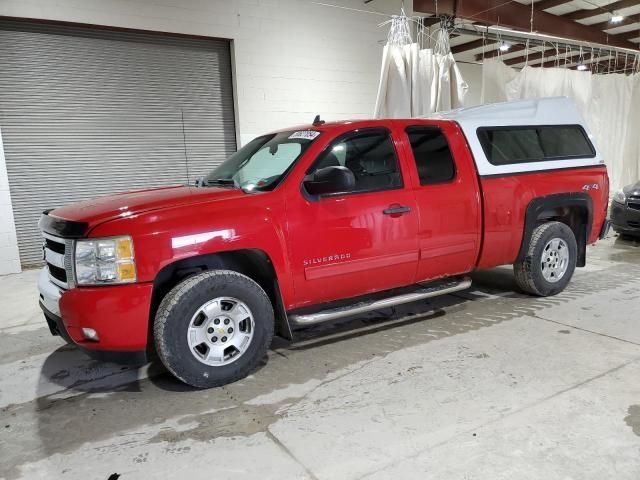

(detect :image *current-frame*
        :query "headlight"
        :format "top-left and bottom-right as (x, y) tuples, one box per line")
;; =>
(613, 190), (626, 204)
(75, 236), (136, 285)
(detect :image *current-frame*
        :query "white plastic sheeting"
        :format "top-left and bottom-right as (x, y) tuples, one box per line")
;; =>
(374, 35), (468, 118)
(482, 58), (640, 190)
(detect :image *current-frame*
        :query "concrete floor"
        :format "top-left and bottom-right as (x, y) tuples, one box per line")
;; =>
(1, 234), (639, 480)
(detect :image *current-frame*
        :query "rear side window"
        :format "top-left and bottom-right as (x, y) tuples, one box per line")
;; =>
(477, 125), (595, 166)
(406, 126), (456, 185)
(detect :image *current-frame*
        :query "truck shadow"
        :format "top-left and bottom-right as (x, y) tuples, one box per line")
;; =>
(38, 273), (521, 398)
(285, 267), (524, 351)
(35, 267), (523, 399)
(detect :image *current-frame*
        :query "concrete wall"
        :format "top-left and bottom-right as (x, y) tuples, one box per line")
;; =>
(0, 0), (406, 274)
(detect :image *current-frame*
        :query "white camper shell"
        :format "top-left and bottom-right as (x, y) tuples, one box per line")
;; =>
(428, 97), (603, 177)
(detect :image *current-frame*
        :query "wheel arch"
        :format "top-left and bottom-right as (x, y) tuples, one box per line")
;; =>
(149, 249), (292, 341)
(518, 193), (593, 267)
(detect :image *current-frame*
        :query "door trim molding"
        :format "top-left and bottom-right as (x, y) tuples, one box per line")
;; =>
(420, 241), (477, 260)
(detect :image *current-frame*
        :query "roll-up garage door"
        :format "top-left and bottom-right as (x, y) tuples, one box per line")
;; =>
(0, 20), (236, 266)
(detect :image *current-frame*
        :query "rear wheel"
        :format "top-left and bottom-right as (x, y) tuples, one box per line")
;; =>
(514, 221), (577, 297)
(154, 270), (274, 388)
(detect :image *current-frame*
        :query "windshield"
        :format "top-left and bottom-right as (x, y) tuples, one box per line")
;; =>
(203, 130), (321, 192)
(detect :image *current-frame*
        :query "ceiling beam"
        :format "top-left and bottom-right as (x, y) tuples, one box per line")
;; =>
(589, 13), (640, 31)
(423, 16), (442, 27)
(612, 60), (638, 73)
(616, 29), (640, 41)
(476, 42), (620, 64)
(450, 39), (497, 54)
(562, 0), (640, 21)
(471, 19), (640, 63)
(537, 51), (595, 67)
(413, 0), (640, 50)
(506, 46), (617, 67)
(540, 56), (573, 68)
(565, 54), (636, 70)
(588, 61), (611, 72)
(534, 0), (574, 11)
(538, 52), (640, 71)
(525, 47), (637, 71)
(503, 48), (557, 65)
(553, 52), (620, 68)
(586, 60), (634, 72)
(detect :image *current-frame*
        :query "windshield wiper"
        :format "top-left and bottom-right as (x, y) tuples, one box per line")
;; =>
(204, 178), (237, 188)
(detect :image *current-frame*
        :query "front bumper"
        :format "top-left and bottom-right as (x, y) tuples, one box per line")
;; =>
(40, 302), (147, 364)
(38, 267), (153, 358)
(610, 201), (640, 235)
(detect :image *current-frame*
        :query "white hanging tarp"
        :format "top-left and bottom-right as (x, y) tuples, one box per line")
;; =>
(481, 58), (640, 190)
(374, 28), (468, 118)
(373, 44), (412, 118)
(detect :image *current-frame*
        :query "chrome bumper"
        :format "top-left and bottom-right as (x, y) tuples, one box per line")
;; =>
(38, 267), (62, 317)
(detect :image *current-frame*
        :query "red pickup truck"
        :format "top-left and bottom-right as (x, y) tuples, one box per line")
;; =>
(38, 97), (610, 388)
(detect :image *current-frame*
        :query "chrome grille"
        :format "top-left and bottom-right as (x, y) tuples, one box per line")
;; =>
(44, 237), (65, 254)
(42, 232), (74, 289)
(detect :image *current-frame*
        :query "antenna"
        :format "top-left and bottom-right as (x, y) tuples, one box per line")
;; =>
(312, 115), (325, 126)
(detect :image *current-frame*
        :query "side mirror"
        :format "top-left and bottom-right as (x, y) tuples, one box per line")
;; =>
(303, 166), (355, 196)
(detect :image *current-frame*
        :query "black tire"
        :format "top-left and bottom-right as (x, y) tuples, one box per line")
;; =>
(154, 270), (274, 388)
(513, 221), (577, 297)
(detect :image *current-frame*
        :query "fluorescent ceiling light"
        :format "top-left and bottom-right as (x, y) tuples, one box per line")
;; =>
(577, 64), (588, 71)
(499, 42), (510, 52)
(611, 13), (624, 23)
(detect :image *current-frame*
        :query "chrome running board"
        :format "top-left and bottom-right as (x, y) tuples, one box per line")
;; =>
(288, 276), (472, 327)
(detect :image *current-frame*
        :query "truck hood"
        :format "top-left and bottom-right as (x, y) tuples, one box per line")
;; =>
(49, 185), (247, 229)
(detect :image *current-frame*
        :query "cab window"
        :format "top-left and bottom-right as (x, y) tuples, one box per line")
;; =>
(310, 128), (402, 193)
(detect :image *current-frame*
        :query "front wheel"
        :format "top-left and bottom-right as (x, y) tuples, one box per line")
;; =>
(514, 221), (577, 297)
(154, 270), (274, 388)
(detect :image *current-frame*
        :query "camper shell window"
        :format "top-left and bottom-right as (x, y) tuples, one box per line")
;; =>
(477, 125), (596, 166)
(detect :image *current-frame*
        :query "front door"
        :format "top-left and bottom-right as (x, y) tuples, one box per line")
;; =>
(286, 127), (419, 308)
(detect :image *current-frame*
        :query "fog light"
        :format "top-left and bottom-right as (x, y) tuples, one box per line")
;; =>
(82, 328), (99, 341)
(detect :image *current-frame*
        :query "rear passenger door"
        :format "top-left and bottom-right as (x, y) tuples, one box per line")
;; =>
(403, 124), (481, 281)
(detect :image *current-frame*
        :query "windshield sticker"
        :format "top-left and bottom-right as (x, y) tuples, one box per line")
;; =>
(289, 130), (320, 140)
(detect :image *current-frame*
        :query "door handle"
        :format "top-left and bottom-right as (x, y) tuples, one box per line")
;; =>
(383, 206), (411, 215)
